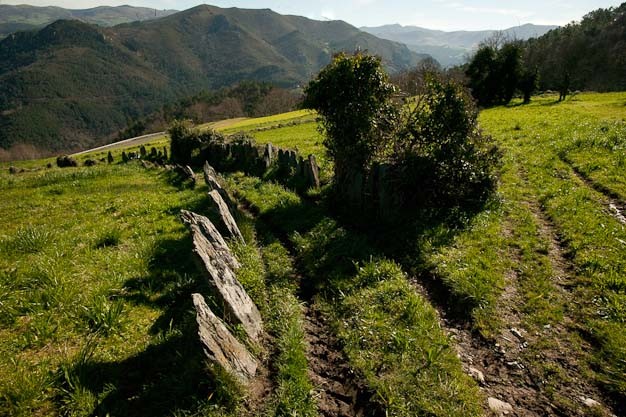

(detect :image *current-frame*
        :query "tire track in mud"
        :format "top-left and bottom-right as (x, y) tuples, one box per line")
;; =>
(404, 169), (618, 416)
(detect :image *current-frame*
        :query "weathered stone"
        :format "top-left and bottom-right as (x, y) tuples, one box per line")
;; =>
(186, 212), (262, 341)
(582, 397), (600, 408)
(303, 154), (320, 188)
(180, 210), (240, 270)
(140, 145), (147, 157)
(141, 160), (154, 169)
(263, 143), (274, 165)
(488, 397), (513, 415)
(468, 367), (485, 384)
(192, 293), (257, 382)
(208, 190), (244, 242)
(122, 151), (129, 162)
(175, 165), (196, 186)
(8, 166), (19, 174)
(203, 161), (235, 210)
(83, 159), (97, 167)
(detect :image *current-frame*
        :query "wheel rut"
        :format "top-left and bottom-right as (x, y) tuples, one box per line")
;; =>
(303, 303), (371, 417)
(404, 168), (618, 416)
(560, 156), (626, 225)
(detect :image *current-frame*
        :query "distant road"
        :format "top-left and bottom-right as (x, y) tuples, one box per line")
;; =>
(72, 132), (167, 156)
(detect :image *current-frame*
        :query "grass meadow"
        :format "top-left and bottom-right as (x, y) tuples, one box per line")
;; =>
(1, 91), (625, 416)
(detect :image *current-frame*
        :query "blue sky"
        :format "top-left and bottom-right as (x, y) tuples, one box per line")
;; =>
(4, 0), (624, 30)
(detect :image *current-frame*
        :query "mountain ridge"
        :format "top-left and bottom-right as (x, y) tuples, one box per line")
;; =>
(0, 4), (427, 153)
(0, 4), (178, 39)
(361, 23), (557, 67)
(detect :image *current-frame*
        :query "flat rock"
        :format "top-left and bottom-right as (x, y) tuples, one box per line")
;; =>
(208, 190), (244, 242)
(192, 293), (257, 382)
(469, 366), (485, 384)
(488, 397), (513, 415)
(581, 397), (600, 408)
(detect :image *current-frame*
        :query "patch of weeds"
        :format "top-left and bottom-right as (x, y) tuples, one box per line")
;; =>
(9, 226), (52, 254)
(55, 338), (99, 417)
(81, 295), (125, 335)
(0, 359), (55, 417)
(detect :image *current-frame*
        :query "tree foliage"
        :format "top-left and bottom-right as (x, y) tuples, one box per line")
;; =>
(465, 41), (524, 106)
(303, 52), (398, 182)
(395, 76), (500, 207)
(305, 53), (499, 210)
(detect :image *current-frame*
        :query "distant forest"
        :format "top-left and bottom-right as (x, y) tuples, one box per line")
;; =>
(455, 3), (626, 107)
(526, 2), (626, 92)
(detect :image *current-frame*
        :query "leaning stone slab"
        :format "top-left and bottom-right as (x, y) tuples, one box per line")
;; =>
(203, 161), (234, 209)
(184, 211), (262, 341)
(208, 190), (244, 242)
(180, 210), (240, 270)
(192, 293), (257, 382)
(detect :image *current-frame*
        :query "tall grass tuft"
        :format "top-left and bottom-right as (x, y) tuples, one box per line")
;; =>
(82, 295), (125, 335)
(9, 226), (52, 254)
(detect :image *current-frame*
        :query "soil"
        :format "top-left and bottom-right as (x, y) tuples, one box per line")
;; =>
(406, 169), (619, 416)
(303, 304), (377, 417)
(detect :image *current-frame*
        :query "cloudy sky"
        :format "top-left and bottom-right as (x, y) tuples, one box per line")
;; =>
(3, 0), (623, 30)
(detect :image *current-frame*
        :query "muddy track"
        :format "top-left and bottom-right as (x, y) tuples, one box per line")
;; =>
(405, 175), (618, 416)
(559, 156), (626, 224)
(303, 304), (374, 417)
(230, 193), (375, 417)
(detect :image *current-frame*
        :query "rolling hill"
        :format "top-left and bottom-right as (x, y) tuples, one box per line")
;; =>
(0, 4), (177, 39)
(0, 4), (427, 154)
(361, 23), (557, 67)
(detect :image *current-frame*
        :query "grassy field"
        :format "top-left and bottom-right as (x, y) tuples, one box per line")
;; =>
(2, 91), (625, 416)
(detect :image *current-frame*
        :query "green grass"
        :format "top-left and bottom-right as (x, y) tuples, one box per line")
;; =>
(212, 110), (316, 134)
(0, 162), (242, 416)
(224, 174), (483, 416)
(480, 92), (626, 397)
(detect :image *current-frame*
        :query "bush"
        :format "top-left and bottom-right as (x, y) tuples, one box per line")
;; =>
(168, 120), (224, 165)
(303, 52), (398, 191)
(394, 76), (500, 208)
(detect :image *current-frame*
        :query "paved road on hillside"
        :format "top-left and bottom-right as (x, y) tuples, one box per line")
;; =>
(72, 132), (167, 156)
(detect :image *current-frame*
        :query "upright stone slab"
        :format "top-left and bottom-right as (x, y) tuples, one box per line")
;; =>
(180, 210), (240, 270)
(192, 293), (258, 382)
(304, 154), (320, 188)
(208, 190), (244, 242)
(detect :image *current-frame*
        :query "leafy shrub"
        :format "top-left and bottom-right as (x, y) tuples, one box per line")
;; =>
(168, 120), (225, 165)
(394, 76), (500, 208)
(303, 52), (398, 190)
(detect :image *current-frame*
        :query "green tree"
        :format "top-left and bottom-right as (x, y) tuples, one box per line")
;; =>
(465, 45), (499, 106)
(303, 52), (397, 191)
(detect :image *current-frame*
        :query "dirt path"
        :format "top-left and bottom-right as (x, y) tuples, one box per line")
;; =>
(231, 194), (374, 417)
(303, 304), (372, 417)
(406, 171), (618, 416)
(71, 132), (167, 156)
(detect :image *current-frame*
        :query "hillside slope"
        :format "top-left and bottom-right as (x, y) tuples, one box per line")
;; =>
(0, 4), (177, 39)
(0, 5), (426, 153)
(362, 23), (556, 67)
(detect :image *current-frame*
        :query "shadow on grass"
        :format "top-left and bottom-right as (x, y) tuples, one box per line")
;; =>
(253, 183), (494, 324)
(53, 195), (239, 416)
